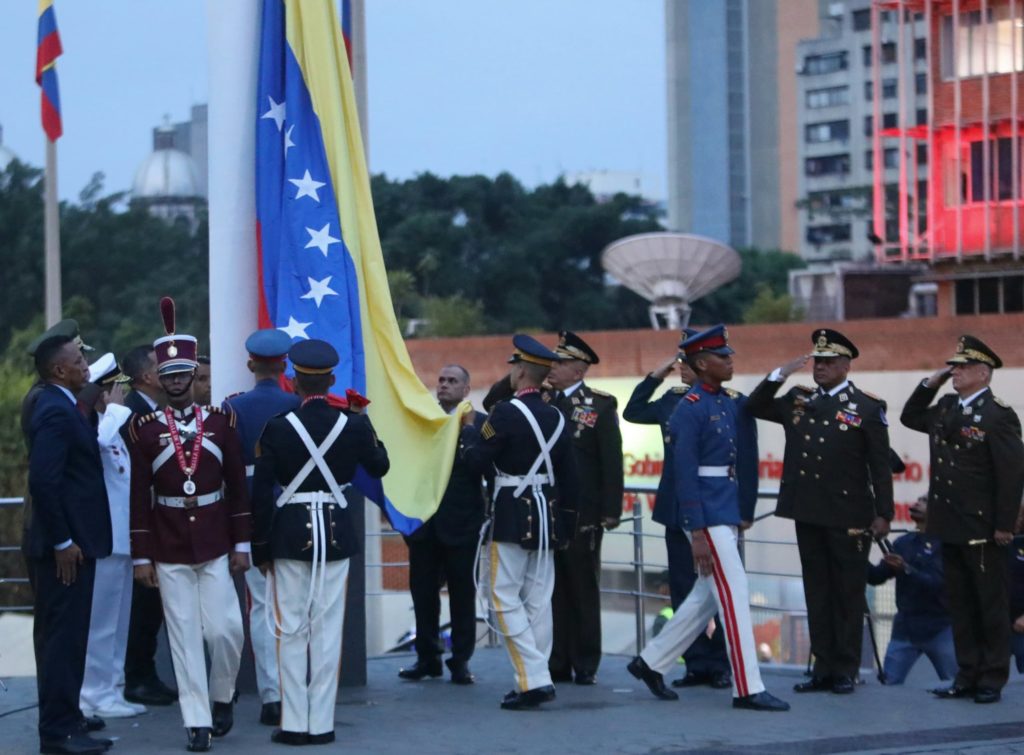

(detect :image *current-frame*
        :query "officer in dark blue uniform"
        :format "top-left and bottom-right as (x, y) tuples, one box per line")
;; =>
(460, 335), (580, 710)
(223, 329), (300, 727)
(623, 329), (731, 689)
(628, 326), (787, 712)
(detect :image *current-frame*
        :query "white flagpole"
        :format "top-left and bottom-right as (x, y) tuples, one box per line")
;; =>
(206, 1), (261, 403)
(44, 138), (61, 327)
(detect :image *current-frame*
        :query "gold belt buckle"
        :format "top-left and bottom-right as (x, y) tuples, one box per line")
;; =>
(183, 496), (199, 510)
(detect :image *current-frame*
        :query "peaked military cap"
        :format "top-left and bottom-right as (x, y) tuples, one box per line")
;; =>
(507, 334), (559, 367)
(810, 328), (858, 359)
(27, 318), (93, 356)
(554, 330), (599, 365)
(946, 334), (1002, 369)
(153, 297), (199, 375)
(88, 352), (125, 386)
(677, 326), (699, 349)
(289, 339), (339, 375)
(246, 328), (293, 361)
(681, 324), (734, 357)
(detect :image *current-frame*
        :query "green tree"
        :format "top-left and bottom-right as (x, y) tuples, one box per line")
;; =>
(691, 248), (806, 324)
(742, 283), (803, 323)
(419, 295), (487, 337)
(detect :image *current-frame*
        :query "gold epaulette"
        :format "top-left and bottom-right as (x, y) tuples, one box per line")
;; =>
(204, 405), (237, 428)
(128, 411), (159, 443)
(859, 389), (884, 402)
(724, 388), (741, 399)
(994, 395), (1010, 408)
(589, 387), (614, 399)
(671, 384), (691, 394)
(481, 420), (496, 440)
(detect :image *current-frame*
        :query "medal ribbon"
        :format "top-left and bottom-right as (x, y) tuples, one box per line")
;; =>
(164, 405), (204, 480)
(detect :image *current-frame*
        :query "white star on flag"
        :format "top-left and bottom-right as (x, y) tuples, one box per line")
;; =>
(305, 223), (340, 257)
(289, 169), (326, 202)
(283, 124), (296, 155)
(301, 276), (338, 308)
(279, 316), (312, 340)
(261, 95), (286, 131)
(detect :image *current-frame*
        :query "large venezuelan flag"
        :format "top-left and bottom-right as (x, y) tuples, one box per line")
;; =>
(255, 0), (462, 535)
(36, 0), (63, 142)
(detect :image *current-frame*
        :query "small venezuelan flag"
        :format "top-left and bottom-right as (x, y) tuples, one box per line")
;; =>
(36, 0), (63, 142)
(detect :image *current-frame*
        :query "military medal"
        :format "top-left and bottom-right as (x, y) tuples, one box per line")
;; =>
(164, 406), (204, 496)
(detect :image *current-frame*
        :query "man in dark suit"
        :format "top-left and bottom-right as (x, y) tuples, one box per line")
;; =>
(252, 339), (389, 745)
(747, 329), (893, 695)
(118, 345), (176, 707)
(28, 335), (113, 755)
(399, 365), (487, 685)
(901, 335), (1024, 704)
(546, 331), (623, 685)
(622, 333), (732, 690)
(460, 335), (580, 710)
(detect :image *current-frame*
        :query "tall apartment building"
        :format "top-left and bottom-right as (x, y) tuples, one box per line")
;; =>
(795, 0), (930, 263)
(665, 0), (819, 251)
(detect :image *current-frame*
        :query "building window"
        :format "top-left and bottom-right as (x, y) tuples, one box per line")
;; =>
(914, 38), (927, 60)
(807, 224), (852, 245)
(883, 112), (898, 129)
(941, 7), (1024, 78)
(806, 120), (850, 144)
(917, 143), (928, 166)
(865, 148), (901, 170)
(865, 113), (899, 136)
(864, 79), (899, 100)
(806, 85), (849, 108)
(804, 51), (848, 75)
(915, 72), (927, 94)
(968, 137), (1023, 201)
(852, 9), (871, 31)
(863, 42), (898, 67)
(955, 276), (1024, 314)
(916, 108), (928, 126)
(806, 154), (851, 176)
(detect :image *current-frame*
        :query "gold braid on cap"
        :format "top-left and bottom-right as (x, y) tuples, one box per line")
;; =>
(512, 349), (553, 367)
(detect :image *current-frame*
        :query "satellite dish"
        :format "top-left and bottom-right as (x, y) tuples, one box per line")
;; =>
(601, 232), (742, 329)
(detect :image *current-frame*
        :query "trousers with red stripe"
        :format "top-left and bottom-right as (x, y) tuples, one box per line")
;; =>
(640, 525), (764, 698)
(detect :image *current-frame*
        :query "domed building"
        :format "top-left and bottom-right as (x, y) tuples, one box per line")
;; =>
(132, 113), (206, 227)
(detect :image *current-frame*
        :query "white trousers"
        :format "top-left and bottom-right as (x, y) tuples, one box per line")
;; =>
(156, 555), (244, 728)
(272, 558), (348, 736)
(244, 567), (280, 703)
(640, 525), (765, 698)
(488, 542), (554, 692)
(80, 554), (133, 711)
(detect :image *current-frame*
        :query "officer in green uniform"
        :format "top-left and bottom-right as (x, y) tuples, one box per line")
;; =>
(901, 335), (1024, 704)
(545, 331), (623, 685)
(748, 329), (893, 695)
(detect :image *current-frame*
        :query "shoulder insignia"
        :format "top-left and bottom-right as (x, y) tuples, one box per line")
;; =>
(224, 391), (244, 401)
(671, 385), (690, 394)
(589, 387), (613, 399)
(205, 405), (237, 428)
(994, 395), (1010, 408)
(481, 420), (496, 440)
(684, 392), (701, 403)
(724, 388), (740, 399)
(859, 389), (883, 402)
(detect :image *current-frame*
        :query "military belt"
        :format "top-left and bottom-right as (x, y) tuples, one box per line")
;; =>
(697, 465), (735, 479)
(493, 473), (554, 490)
(278, 490), (347, 508)
(156, 492), (222, 509)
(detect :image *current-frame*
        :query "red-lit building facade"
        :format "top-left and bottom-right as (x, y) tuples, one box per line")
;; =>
(874, 0), (1024, 316)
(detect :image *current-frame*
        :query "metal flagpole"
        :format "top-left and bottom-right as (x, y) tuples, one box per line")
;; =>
(44, 138), (61, 327)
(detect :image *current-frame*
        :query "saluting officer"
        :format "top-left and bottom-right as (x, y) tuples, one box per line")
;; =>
(901, 335), (1024, 704)
(747, 329), (893, 695)
(623, 330), (732, 690)
(222, 329), (300, 727)
(252, 340), (389, 745)
(546, 330), (623, 685)
(127, 298), (251, 753)
(627, 325), (787, 712)
(461, 335), (580, 710)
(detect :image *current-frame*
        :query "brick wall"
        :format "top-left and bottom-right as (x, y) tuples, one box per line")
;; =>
(405, 314), (1024, 385)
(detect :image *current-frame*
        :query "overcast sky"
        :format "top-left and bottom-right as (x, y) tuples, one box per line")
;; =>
(0, 1), (666, 202)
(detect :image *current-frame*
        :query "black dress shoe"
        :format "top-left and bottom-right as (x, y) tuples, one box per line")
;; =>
(271, 728), (310, 745)
(398, 658), (443, 680)
(549, 669), (573, 683)
(260, 701), (282, 726)
(125, 679), (177, 706)
(930, 684), (976, 699)
(732, 691), (790, 711)
(40, 734), (109, 755)
(672, 670), (710, 688)
(307, 731), (335, 745)
(186, 727), (213, 752)
(211, 699), (234, 737)
(793, 676), (833, 693)
(446, 658), (475, 685)
(974, 687), (1001, 704)
(627, 656), (678, 701)
(574, 672), (596, 685)
(710, 671), (733, 690)
(500, 685), (556, 710)
(831, 675), (855, 694)
(80, 715), (106, 732)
